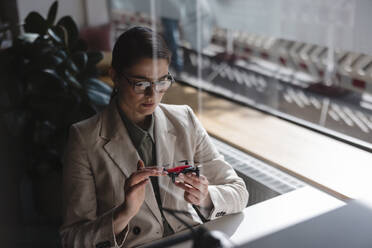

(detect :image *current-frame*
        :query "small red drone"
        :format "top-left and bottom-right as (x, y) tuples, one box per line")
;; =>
(164, 164), (200, 183)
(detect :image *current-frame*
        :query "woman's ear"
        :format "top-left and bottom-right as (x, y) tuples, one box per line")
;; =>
(109, 67), (119, 101)
(109, 67), (119, 88)
(109, 67), (116, 82)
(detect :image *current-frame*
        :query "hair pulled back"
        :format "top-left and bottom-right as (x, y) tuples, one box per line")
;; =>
(111, 26), (172, 74)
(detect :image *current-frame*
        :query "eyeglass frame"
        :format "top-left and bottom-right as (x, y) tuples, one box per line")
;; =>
(119, 72), (174, 94)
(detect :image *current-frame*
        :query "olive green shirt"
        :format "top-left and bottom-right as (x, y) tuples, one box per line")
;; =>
(117, 104), (174, 237)
(117, 107), (156, 167)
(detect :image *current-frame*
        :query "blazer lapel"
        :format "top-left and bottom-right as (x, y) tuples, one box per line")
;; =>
(100, 101), (138, 178)
(100, 101), (164, 226)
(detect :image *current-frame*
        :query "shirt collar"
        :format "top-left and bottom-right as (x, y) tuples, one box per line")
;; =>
(116, 101), (155, 148)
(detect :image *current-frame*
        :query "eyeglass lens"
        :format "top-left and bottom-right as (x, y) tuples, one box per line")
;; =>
(134, 79), (172, 93)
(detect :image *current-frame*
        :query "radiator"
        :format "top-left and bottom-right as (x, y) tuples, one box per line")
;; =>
(211, 136), (305, 206)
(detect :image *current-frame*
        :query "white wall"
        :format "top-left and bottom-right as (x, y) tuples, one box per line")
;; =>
(85, 0), (109, 26)
(18, 0), (86, 27)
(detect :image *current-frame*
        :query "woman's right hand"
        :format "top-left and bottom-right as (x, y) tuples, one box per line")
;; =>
(123, 160), (164, 217)
(114, 160), (165, 235)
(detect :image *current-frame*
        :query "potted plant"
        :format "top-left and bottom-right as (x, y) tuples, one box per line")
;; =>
(0, 0), (112, 228)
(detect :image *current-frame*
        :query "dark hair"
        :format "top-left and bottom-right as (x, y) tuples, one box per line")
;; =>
(111, 26), (172, 75)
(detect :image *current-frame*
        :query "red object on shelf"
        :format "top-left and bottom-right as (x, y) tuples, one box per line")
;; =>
(352, 79), (366, 89)
(260, 52), (269, 60)
(299, 62), (308, 71)
(279, 57), (287, 66)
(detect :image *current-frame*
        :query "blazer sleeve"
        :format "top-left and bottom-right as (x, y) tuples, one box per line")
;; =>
(186, 106), (249, 220)
(60, 125), (128, 248)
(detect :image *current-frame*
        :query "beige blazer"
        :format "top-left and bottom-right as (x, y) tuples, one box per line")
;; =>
(60, 101), (249, 248)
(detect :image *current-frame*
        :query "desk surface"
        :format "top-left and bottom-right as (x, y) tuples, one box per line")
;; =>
(144, 186), (344, 248)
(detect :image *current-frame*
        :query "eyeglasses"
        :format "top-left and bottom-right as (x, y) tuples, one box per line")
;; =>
(120, 72), (174, 94)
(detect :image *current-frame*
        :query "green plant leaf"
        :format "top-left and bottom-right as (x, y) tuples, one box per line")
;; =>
(86, 87), (111, 107)
(51, 26), (67, 46)
(0, 24), (9, 32)
(65, 58), (79, 74)
(44, 54), (64, 68)
(47, 1), (58, 26)
(85, 77), (112, 95)
(71, 51), (88, 70)
(2, 4), (110, 176)
(24, 12), (48, 35)
(64, 70), (82, 89)
(41, 69), (68, 90)
(48, 28), (63, 44)
(71, 39), (88, 52)
(57, 16), (78, 49)
(27, 69), (67, 94)
(87, 51), (104, 65)
(55, 49), (67, 60)
(84, 78), (111, 108)
(23, 52), (63, 73)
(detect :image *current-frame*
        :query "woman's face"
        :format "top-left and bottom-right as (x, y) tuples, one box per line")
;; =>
(115, 58), (169, 124)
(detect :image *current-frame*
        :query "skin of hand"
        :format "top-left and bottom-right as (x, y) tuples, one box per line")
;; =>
(113, 160), (167, 235)
(174, 172), (213, 209)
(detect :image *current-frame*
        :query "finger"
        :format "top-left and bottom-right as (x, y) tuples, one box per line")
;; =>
(127, 178), (149, 194)
(179, 173), (202, 190)
(175, 181), (202, 199)
(174, 181), (191, 191)
(146, 166), (163, 170)
(184, 191), (199, 205)
(199, 175), (209, 183)
(138, 167), (164, 174)
(137, 169), (163, 178)
(137, 165), (165, 172)
(129, 169), (163, 185)
(137, 160), (145, 170)
(145, 166), (168, 175)
(190, 174), (209, 192)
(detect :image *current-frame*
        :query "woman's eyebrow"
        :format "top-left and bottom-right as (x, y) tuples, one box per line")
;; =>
(130, 73), (168, 80)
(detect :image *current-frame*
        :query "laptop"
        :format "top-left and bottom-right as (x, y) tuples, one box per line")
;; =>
(237, 200), (372, 248)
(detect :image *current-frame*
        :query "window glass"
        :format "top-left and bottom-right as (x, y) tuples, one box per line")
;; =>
(109, 0), (372, 151)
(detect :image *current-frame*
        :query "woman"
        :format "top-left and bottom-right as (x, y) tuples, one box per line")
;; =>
(60, 26), (248, 248)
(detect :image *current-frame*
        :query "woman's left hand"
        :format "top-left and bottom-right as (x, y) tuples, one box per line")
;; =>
(174, 172), (213, 209)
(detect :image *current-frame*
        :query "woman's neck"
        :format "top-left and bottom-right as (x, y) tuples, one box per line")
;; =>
(134, 116), (150, 130)
(117, 99), (148, 129)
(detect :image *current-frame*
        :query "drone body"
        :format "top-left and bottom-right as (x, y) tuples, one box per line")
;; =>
(164, 165), (200, 183)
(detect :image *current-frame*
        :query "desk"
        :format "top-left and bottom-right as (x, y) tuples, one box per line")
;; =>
(142, 186), (344, 247)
